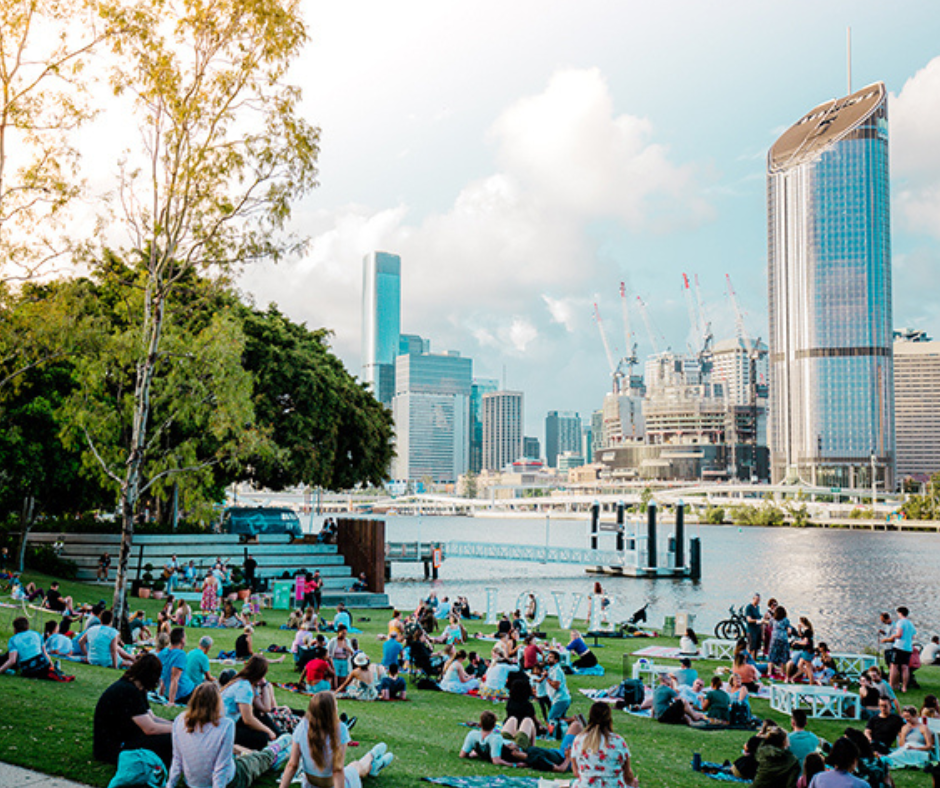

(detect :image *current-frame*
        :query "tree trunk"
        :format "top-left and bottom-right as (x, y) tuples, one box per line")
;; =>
(112, 285), (166, 628)
(16, 494), (35, 573)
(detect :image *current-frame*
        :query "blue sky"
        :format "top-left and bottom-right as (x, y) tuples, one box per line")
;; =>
(239, 0), (940, 439)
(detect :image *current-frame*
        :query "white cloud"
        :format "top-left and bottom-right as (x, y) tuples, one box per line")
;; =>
(891, 57), (940, 237)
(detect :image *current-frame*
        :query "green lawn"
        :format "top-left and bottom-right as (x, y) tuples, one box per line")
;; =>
(0, 572), (935, 787)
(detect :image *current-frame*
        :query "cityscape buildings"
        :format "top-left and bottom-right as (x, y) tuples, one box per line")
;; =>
(523, 436), (541, 460)
(544, 410), (581, 468)
(893, 329), (940, 481)
(469, 378), (499, 473)
(361, 251), (401, 407)
(767, 82), (894, 489)
(482, 391), (523, 472)
(390, 343), (472, 483)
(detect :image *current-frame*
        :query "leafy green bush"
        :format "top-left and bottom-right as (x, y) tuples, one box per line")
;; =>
(703, 506), (726, 524)
(728, 502), (785, 526)
(25, 544), (78, 579)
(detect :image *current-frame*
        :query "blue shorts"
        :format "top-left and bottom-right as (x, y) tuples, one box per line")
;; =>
(334, 659), (350, 678)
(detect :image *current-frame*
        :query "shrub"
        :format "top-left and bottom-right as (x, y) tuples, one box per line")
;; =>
(703, 506), (726, 524)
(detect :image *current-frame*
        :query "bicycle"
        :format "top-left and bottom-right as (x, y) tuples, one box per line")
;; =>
(713, 605), (747, 640)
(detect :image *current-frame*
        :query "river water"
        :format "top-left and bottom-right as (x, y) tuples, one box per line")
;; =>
(357, 514), (939, 652)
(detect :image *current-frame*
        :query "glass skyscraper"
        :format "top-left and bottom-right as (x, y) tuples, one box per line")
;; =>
(767, 82), (894, 489)
(361, 251), (401, 407)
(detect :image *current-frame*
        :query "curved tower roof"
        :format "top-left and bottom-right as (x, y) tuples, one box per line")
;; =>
(768, 82), (886, 173)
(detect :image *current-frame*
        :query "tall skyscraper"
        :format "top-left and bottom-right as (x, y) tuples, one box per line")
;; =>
(893, 330), (940, 480)
(361, 251), (401, 407)
(391, 345), (472, 483)
(545, 410), (581, 468)
(523, 436), (541, 460)
(482, 391), (523, 472)
(469, 378), (498, 473)
(767, 83), (894, 489)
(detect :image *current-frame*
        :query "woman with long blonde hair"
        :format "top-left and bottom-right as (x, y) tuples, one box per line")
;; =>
(167, 682), (291, 788)
(571, 701), (638, 787)
(279, 691), (394, 788)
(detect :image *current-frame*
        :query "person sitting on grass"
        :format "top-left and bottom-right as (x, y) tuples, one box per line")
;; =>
(186, 636), (214, 687)
(796, 751), (826, 788)
(701, 675), (731, 723)
(881, 705), (934, 770)
(377, 663), (407, 700)
(807, 736), (869, 788)
(0, 616), (52, 677)
(167, 682), (292, 788)
(44, 620), (74, 657)
(788, 709), (820, 766)
(11, 577), (44, 603)
(565, 629), (598, 669)
(458, 710), (518, 767)
(93, 653), (173, 766)
(236, 625), (257, 660)
(332, 603), (352, 631)
(129, 610), (154, 645)
(751, 726), (800, 788)
(81, 609), (134, 669)
(679, 628), (700, 656)
(278, 691), (394, 788)
(303, 646), (335, 693)
(43, 581), (78, 616)
(733, 651), (762, 691)
(571, 702), (638, 787)
(221, 655), (282, 750)
(673, 657), (698, 687)
(440, 649), (480, 695)
(160, 627), (196, 705)
(336, 652), (381, 701)
(652, 672), (707, 725)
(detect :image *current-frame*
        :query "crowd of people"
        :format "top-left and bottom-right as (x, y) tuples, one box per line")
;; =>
(4, 570), (940, 788)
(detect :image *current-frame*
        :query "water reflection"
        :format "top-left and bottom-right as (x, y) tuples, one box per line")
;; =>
(380, 516), (939, 651)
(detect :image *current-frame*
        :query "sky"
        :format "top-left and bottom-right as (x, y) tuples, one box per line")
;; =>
(236, 0), (940, 441)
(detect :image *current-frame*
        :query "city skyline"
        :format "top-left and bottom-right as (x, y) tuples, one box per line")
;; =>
(236, 3), (940, 436)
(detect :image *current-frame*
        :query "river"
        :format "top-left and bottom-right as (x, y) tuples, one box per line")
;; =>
(349, 514), (939, 652)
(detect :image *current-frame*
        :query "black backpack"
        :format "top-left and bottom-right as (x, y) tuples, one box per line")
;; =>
(616, 678), (645, 705)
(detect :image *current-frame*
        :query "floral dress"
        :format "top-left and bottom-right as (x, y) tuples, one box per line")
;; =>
(571, 732), (631, 787)
(201, 574), (219, 612)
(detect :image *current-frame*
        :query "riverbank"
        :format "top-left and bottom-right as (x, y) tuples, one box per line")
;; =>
(1, 571), (936, 787)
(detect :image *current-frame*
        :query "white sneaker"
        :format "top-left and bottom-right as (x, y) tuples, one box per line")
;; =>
(369, 752), (394, 776)
(368, 742), (388, 762)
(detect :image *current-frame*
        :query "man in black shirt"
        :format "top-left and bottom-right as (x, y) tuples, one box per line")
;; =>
(244, 553), (258, 591)
(93, 654), (173, 766)
(865, 697), (904, 755)
(44, 582), (76, 616)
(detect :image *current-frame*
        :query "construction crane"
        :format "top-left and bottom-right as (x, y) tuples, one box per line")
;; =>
(619, 282), (639, 385)
(593, 301), (622, 394)
(635, 295), (662, 356)
(682, 273), (701, 354)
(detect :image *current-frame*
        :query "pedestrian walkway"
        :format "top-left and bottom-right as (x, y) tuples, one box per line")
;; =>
(0, 761), (95, 787)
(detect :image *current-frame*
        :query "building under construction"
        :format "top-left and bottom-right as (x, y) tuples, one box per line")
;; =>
(592, 277), (769, 482)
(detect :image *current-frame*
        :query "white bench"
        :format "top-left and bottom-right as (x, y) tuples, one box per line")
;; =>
(769, 683), (861, 720)
(632, 659), (675, 685)
(702, 638), (737, 660)
(829, 653), (878, 682)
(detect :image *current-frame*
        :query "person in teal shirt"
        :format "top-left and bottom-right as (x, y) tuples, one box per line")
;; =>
(186, 635), (214, 687)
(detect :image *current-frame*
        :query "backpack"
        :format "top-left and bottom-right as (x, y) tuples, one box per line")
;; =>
(108, 749), (167, 788)
(729, 700), (753, 727)
(616, 678), (645, 705)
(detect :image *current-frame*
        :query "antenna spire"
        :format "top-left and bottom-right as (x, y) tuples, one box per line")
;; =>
(847, 26), (852, 95)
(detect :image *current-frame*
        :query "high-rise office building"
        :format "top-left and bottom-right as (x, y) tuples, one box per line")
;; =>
(894, 330), (940, 480)
(482, 391), (523, 472)
(469, 378), (499, 473)
(545, 410), (581, 468)
(361, 251), (401, 407)
(391, 346), (472, 483)
(523, 436), (541, 460)
(767, 83), (894, 489)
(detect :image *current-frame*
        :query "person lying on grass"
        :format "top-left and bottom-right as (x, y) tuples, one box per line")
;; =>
(457, 711), (580, 772)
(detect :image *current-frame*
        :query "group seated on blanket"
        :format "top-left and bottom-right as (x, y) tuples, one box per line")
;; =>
(651, 672), (708, 725)
(0, 616), (74, 681)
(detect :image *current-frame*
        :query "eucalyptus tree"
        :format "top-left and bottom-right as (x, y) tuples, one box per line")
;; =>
(85, 0), (319, 623)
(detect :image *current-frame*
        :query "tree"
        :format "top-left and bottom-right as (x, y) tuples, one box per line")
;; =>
(84, 0), (319, 624)
(0, 0), (109, 282)
(237, 304), (394, 490)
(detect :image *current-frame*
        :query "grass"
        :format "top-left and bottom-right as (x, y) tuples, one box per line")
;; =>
(0, 571), (935, 787)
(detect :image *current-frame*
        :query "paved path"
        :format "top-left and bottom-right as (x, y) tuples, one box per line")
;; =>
(0, 761), (95, 787)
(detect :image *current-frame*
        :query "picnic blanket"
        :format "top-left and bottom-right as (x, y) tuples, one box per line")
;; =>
(578, 689), (621, 705)
(695, 762), (749, 782)
(632, 645), (700, 660)
(571, 664), (605, 676)
(423, 777), (543, 787)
